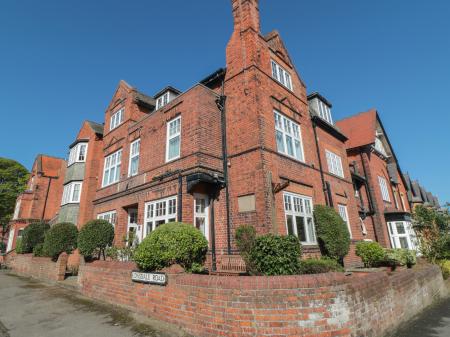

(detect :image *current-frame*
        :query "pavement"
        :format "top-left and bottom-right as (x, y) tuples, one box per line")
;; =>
(0, 271), (191, 337)
(390, 296), (450, 337)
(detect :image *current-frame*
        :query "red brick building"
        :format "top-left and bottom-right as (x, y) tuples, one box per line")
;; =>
(336, 110), (418, 250)
(6, 155), (66, 252)
(86, 0), (367, 267)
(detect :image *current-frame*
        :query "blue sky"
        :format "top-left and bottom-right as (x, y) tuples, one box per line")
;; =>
(0, 0), (449, 203)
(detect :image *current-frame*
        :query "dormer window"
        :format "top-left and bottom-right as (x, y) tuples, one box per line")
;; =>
(110, 108), (124, 130)
(308, 94), (334, 125)
(271, 60), (293, 91)
(156, 92), (170, 110)
(68, 142), (88, 166)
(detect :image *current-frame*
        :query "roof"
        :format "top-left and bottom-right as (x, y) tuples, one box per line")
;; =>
(86, 121), (104, 135)
(134, 90), (156, 110)
(307, 92), (333, 108)
(153, 86), (182, 99)
(34, 154), (65, 177)
(387, 163), (399, 184)
(200, 68), (226, 87)
(335, 109), (377, 150)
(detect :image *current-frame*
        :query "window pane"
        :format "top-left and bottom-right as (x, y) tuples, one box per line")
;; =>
(196, 217), (206, 236)
(294, 140), (302, 160)
(399, 237), (409, 249)
(396, 223), (406, 234)
(276, 131), (285, 153)
(169, 136), (180, 159)
(307, 217), (316, 242)
(285, 135), (294, 156)
(286, 215), (294, 236)
(296, 216), (307, 242)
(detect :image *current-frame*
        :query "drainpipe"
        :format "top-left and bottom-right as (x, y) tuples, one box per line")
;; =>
(41, 177), (52, 221)
(312, 120), (329, 206)
(177, 174), (183, 221)
(218, 79), (232, 255)
(209, 192), (217, 271)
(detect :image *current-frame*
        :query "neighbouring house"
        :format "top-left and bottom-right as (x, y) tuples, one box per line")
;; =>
(6, 155), (66, 252)
(57, 121), (104, 228)
(403, 173), (442, 211)
(336, 109), (418, 251)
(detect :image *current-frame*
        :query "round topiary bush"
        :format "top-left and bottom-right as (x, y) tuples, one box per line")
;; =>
(355, 241), (385, 268)
(43, 222), (78, 260)
(314, 205), (351, 262)
(248, 234), (302, 276)
(78, 220), (114, 259)
(22, 222), (50, 253)
(134, 222), (208, 272)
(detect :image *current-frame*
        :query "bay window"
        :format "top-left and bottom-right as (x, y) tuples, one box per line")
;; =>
(68, 142), (88, 166)
(61, 182), (82, 205)
(388, 221), (417, 250)
(283, 192), (316, 244)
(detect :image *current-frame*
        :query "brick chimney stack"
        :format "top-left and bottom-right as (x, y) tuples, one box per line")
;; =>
(231, 0), (260, 33)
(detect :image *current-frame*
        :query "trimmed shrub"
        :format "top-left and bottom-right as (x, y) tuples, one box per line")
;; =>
(355, 241), (385, 268)
(438, 260), (450, 280)
(33, 243), (45, 257)
(134, 222), (208, 272)
(248, 234), (301, 276)
(299, 258), (344, 274)
(43, 223), (78, 260)
(22, 222), (50, 253)
(15, 238), (24, 254)
(78, 220), (114, 259)
(235, 225), (256, 272)
(383, 249), (417, 269)
(314, 205), (351, 262)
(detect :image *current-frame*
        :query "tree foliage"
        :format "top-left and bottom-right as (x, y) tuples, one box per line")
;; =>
(0, 157), (29, 232)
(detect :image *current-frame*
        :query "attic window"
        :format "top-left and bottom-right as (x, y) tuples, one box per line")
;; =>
(374, 137), (388, 157)
(110, 108), (124, 130)
(317, 100), (333, 124)
(271, 60), (292, 91)
(156, 92), (170, 110)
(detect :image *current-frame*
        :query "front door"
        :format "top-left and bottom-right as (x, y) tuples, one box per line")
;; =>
(127, 208), (142, 246)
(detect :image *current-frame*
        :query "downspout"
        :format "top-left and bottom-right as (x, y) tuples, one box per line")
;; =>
(209, 192), (217, 271)
(218, 79), (232, 255)
(41, 177), (52, 221)
(312, 120), (329, 206)
(359, 151), (379, 242)
(177, 174), (183, 221)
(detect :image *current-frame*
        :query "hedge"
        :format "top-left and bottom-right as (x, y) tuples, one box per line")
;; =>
(299, 258), (344, 274)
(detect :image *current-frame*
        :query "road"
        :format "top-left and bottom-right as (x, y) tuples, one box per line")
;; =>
(391, 296), (450, 337)
(0, 271), (190, 337)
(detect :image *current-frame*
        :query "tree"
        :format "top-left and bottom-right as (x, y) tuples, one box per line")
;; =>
(0, 158), (29, 240)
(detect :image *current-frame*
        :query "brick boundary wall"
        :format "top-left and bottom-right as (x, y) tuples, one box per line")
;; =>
(5, 252), (67, 282)
(78, 261), (447, 337)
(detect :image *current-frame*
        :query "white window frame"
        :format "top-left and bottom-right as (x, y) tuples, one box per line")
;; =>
(68, 142), (88, 166)
(283, 192), (316, 245)
(338, 204), (352, 238)
(144, 196), (177, 238)
(325, 150), (344, 178)
(61, 182), (82, 205)
(274, 111), (305, 162)
(156, 92), (170, 110)
(128, 139), (140, 177)
(110, 108), (124, 131)
(388, 221), (417, 250)
(97, 211), (117, 228)
(6, 228), (14, 252)
(194, 194), (209, 241)
(378, 176), (391, 202)
(102, 149), (122, 187)
(166, 116), (181, 162)
(318, 100), (333, 124)
(271, 60), (293, 91)
(13, 199), (21, 220)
